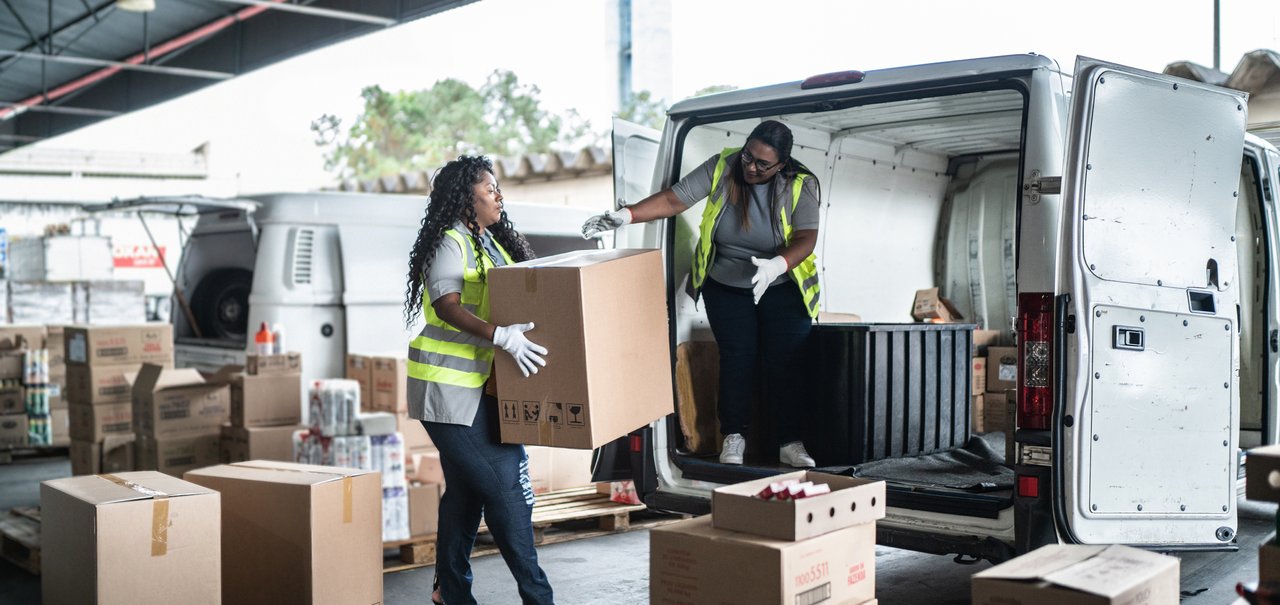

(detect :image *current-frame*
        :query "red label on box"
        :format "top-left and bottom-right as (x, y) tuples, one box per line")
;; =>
(113, 244), (165, 268)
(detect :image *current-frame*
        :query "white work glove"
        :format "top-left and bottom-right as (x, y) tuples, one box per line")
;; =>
(581, 207), (632, 239)
(750, 255), (789, 304)
(493, 322), (548, 377)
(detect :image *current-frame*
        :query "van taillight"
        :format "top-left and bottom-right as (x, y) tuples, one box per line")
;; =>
(1018, 292), (1054, 430)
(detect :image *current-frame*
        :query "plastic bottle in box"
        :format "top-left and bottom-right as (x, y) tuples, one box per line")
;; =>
(351, 435), (372, 471)
(333, 436), (352, 468)
(382, 486), (409, 542)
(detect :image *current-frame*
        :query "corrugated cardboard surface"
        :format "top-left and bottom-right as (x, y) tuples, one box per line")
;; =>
(41, 471), (221, 604)
(398, 412), (432, 452)
(409, 483), (441, 537)
(0, 325), (47, 350)
(136, 433), (221, 477)
(1246, 445), (1280, 503)
(230, 371), (303, 427)
(66, 362), (144, 404)
(986, 346), (1019, 392)
(130, 365), (230, 438)
(712, 471), (886, 541)
(0, 386), (22, 414)
(0, 413), (26, 447)
(371, 356), (407, 413)
(184, 461), (383, 605)
(50, 407), (69, 446)
(246, 352), (302, 376)
(220, 424), (299, 463)
(650, 515), (876, 605)
(1262, 541), (1280, 583)
(490, 249), (672, 449)
(972, 544), (1179, 605)
(65, 323), (173, 366)
(68, 401), (132, 441)
(70, 434), (135, 475)
(345, 354), (373, 408)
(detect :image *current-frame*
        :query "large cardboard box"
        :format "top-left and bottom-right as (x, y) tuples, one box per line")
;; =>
(986, 346), (1019, 392)
(650, 515), (876, 605)
(526, 446), (595, 495)
(50, 407), (69, 446)
(983, 390), (1016, 434)
(184, 461), (383, 605)
(66, 362), (144, 404)
(1246, 444), (1280, 502)
(409, 449), (444, 486)
(40, 471), (221, 604)
(68, 401), (133, 441)
(371, 356), (407, 413)
(230, 369), (303, 427)
(246, 352), (302, 376)
(409, 482), (442, 537)
(0, 349), (23, 381)
(972, 356), (987, 394)
(911, 287), (963, 322)
(972, 544), (1178, 604)
(0, 384), (22, 414)
(220, 424), (299, 463)
(0, 325), (46, 350)
(489, 249), (672, 449)
(136, 433), (221, 477)
(345, 354), (373, 407)
(131, 364), (230, 438)
(0, 413), (26, 447)
(712, 471), (886, 541)
(69, 434), (135, 475)
(65, 323), (173, 366)
(973, 329), (1004, 355)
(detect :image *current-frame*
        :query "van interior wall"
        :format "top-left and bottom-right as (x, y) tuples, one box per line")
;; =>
(1238, 158), (1266, 437)
(939, 156), (1020, 332)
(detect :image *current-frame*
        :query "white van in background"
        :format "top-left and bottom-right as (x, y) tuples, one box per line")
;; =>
(607, 54), (1277, 562)
(91, 193), (600, 389)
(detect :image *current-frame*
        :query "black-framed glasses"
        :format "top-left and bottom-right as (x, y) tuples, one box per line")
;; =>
(739, 149), (782, 172)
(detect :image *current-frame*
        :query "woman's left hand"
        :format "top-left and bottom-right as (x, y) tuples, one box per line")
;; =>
(749, 255), (788, 304)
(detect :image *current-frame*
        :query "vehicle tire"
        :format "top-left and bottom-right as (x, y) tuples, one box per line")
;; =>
(190, 268), (253, 340)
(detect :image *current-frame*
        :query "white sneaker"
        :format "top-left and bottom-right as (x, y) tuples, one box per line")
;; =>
(720, 433), (745, 465)
(780, 441), (816, 468)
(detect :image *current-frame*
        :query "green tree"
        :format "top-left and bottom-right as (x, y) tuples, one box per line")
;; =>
(617, 90), (668, 131)
(313, 70), (586, 181)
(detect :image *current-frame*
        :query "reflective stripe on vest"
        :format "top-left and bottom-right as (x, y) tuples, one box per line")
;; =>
(407, 229), (513, 399)
(690, 147), (820, 318)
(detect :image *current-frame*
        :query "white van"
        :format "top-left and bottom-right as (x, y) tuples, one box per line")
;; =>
(91, 192), (599, 388)
(608, 54), (1278, 562)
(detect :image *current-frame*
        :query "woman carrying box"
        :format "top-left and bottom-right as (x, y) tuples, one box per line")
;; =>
(403, 155), (555, 605)
(582, 120), (821, 468)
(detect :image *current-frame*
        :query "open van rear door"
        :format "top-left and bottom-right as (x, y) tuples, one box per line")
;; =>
(1055, 57), (1248, 546)
(610, 117), (661, 250)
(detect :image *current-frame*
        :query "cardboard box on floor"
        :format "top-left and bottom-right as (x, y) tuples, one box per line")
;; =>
(345, 354), (373, 407)
(712, 471), (886, 541)
(986, 346), (1019, 392)
(65, 323), (173, 366)
(68, 401), (132, 441)
(184, 460), (383, 605)
(650, 515), (876, 605)
(40, 471), (221, 604)
(409, 482), (441, 537)
(226, 366), (303, 428)
(136, 433), (221, 477)
(220, 424), (300, 463)
(130, 364), (230, 438)
(912, 287), (964, 322)
(971, 544), (1178, 605)
(0, 413), (26, 447)
(69, 434), (135, 475)
(489, 249), (672, 449)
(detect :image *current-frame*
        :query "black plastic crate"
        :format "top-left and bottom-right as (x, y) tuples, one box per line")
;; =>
(810, 323), (974, 466)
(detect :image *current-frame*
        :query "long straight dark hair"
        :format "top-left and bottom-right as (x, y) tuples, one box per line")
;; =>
(722, 119), (819, 232)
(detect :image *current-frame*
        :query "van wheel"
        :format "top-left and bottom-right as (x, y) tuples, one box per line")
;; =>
(190, 268), (252, 340)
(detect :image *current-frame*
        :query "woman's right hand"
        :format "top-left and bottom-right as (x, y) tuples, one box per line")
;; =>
(493, 323), (548, 377)
(581, 207), (632, 238)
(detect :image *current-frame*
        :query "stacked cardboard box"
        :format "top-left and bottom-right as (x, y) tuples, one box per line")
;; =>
(0, 327), (38, 448)
(1247, 445), (1280, 583)
(64, 324), (173, 475)
(220, 353), (303, 463)
(972, 544), (1179, 603)
(972, 344), (1018, 464)
(130, 363), (229, 477)
(651, 471), (884, 604)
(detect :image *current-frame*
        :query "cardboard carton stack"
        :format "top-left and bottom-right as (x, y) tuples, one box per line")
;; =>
(65, 324), (174, 474)
(0, 326), (42, 448)
(130, 363), (229, 477)
(979, 346), (1018, 463)
(1246, 445), (1280, 585)
(220, 353), (304, 463)
(972, 544), (1179, 603)
(911, 287), (964, 323)
(8, 281), (74, 324)
(650, 471), (884, 604)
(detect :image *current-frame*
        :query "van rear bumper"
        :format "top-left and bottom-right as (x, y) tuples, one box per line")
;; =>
(878, 524), (1017, 564)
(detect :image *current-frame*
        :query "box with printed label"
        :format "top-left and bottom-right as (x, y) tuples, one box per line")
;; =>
(650, 515), (876, 605)
(972, 356), (987, 394)
(245, 352), (301, 376)
(130, 364), (230, 438)
(220, 424), (299, 463)
(371, 356), (407, 413)
(986, 346), (1019, 392)
(0, 413), (27, 447)
(345, 354), (373, 407)
(184, 461), (383, 605)
(136, 433), (222, 477)
(0, 325), (46, 351)
(66, 362), (146, 404)
(712, 471), (886, 541)
(911, 287), (963, 322)
(0, 385), (22, 415)
(40, 471), (221, 604)
(971, 544), (1178, 604)
(50, 407), (69, 446)
(229, 368), (303, 428)
(65, 323), (173, 366)
(68, 401), (133, 441)
(489, 249), (672, 449)
(70, 434), (135, 475)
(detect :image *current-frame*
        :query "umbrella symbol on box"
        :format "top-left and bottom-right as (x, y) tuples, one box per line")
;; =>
(566, 404), (585, 426)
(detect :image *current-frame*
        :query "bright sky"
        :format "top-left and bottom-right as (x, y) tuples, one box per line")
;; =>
(36, 0), (1280, 193)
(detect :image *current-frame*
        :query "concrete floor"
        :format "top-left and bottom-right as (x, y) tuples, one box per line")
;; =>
(0, 454), (1275, 604)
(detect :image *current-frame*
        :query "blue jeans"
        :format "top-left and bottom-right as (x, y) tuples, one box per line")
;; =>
(702, 278), (813, 446)
(422, 397), (554, 605)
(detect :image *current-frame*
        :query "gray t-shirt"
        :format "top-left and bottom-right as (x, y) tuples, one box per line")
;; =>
(426, 223), (510, 303)
(670, 152), (821, 288)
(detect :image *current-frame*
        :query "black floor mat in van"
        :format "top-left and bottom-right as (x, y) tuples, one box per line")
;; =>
(825, 432), (1013, 492)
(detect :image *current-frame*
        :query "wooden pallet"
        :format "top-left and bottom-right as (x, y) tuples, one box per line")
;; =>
(384, 487), (682, 574)
(0, 445), (69, 465)
(0, 507), (41, 575)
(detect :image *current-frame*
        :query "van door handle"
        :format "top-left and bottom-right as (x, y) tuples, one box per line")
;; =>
(1114, 326), (1144, 351)
(1271, 329), (1278, 353)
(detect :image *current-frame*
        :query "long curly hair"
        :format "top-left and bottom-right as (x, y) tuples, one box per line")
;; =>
(723, 120), (820, 233)
(403, 155), (535, 327)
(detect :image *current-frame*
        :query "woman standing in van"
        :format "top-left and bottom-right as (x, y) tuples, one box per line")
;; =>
(582, 120), (821, 468)
(404, 155), (555, 605)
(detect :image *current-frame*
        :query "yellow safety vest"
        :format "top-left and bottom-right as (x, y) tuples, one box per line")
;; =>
(407, 229), (514, 409)
(690, 147), (820, 318)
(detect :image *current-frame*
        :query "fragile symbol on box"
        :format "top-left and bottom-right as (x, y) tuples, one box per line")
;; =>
(500, 400), (519, 424)
(522, 401), (540, 424)
(566, 403), (585, 426)
(547, 402), (563, 428)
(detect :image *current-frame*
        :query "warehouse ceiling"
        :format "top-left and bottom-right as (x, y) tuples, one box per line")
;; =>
(0, 0), (476, 152)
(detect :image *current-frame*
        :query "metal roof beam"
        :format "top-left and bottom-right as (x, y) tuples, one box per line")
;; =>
(0, 100), (120, 117)
(0, 50), (234, 80)
(205, 0), (396, 26)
